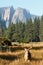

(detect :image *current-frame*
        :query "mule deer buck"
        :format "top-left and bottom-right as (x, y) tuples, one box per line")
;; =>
(24, 45), (33, 62)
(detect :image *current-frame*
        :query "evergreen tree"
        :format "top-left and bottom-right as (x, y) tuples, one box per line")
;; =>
(0, 21), (2, 37)
(33, 17), (40, 42)
(12, 22), (25, 42)
(24, 18), (33, 42)
(4, 23), (15, 40)
(40, 15), (43, 41)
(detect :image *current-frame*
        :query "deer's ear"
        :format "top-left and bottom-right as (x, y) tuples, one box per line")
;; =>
(24, 48), (27, 51)
(25, 48), (26, 51)
(29, 44), (33, 49)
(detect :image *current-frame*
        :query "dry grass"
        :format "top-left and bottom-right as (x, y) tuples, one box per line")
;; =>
(0, 42), (43, 65)
(0, 58), (43, 65)
(9, 58), (43, 65)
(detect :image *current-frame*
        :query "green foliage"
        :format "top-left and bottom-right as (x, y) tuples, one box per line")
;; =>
(24, 18), (33, 42)
(40, 15), (43, 41)
(33, 17), (40, 42)
(0, 21), (2, 37)
(1, 16), (43, 42)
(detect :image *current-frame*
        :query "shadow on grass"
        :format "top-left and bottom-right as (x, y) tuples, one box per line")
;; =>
(0, 55), (18, 60)
(32, 46), (43, 50)
(31, 57), (43, 61)
(0, 53), (24, 61)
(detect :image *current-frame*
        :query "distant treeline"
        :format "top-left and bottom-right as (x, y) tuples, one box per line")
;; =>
(0, 15), (43, 43)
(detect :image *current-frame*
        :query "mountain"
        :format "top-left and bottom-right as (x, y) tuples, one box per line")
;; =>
(12, 7), (39, 24)
(0, 6), (14, 28)
(0, 6), (38, 28)
(12, 7), (31, 24)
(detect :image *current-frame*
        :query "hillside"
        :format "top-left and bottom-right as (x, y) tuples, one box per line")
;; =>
(0, 6), (38, 28)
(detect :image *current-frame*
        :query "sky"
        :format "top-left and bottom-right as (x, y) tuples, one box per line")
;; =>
(0, 0), (43, 16)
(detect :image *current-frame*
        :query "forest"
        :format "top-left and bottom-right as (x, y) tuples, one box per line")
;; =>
(0, 15), (43, 43)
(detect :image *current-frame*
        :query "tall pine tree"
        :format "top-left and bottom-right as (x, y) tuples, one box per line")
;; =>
(40, 15), (43, 41)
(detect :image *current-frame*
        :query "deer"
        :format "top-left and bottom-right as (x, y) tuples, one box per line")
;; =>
(24, 44), (33, 62)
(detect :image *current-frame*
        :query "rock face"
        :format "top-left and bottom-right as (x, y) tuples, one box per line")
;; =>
(0, 6), (38, 28)
(12, 7), (31, 24)
(0, 6), (14, 28)
(0, 6), (14, 21)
